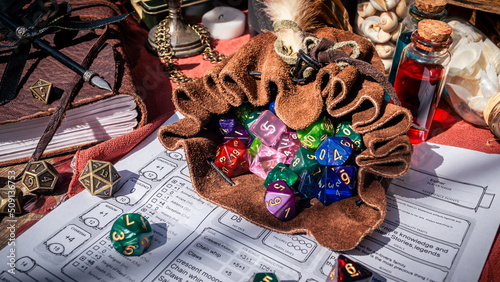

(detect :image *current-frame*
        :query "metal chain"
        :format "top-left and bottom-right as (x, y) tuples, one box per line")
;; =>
(191, 23), (225, 63)
(155, 16), (225, 83)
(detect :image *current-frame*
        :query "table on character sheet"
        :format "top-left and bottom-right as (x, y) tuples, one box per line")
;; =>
(1, 9), (500, 282)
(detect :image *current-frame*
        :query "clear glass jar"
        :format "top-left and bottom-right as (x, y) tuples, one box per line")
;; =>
(442, 18), (500, 138)
(388, 2), (447, 85)
(394, 24), (452, 144)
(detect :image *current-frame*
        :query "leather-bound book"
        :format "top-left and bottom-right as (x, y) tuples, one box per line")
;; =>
(0, 1), (147, 166)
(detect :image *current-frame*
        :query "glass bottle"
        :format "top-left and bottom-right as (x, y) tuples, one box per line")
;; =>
(388, 0), (447, 86)
(394, 19), (452, 144)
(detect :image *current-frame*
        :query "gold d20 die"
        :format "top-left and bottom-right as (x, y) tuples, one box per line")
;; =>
(21, 160), (59, 193)
(0, 187), (23, 215)
(30, 78), (53, 104)
(78, 160), (121, 197)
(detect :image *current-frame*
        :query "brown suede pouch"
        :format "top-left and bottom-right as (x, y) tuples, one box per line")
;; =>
(158, 27), (413, 251)
(0, 1), (147, 166)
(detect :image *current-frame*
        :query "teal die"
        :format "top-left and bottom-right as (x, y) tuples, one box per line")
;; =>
(264, 163), (298, 188)
(244, 110), (263, 134)
(110, 213), (154, 256)
(289, 147), (323, 179)
(335, 121), (363, 152)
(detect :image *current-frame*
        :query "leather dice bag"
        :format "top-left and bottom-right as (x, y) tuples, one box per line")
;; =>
(158, 27), (413, 251)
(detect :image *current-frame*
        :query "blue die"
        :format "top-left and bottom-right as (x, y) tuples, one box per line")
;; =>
(316, 166), (353, 205)
(315, 137), (354, 166)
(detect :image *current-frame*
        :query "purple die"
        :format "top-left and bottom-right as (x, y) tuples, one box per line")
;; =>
(249, 110), (287, 146)
(272, 131), (303, 165)
(265, 180), (296, 221)
(315, 137), (354, 166)
(249, 145), (286, 179)
(223, 124), (253, 148)
(218, 117), (236, 136)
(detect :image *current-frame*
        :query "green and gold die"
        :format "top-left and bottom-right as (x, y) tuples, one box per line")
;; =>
(21, 160), (59, 193)
(264, 163), (298, 188)
(30, 78), (53, 104)
(79, 160), (121, 197)
(297, 115), (335, 150)
(0, 187), (23, 215)
(235, 102), (257, 125)
(110, 213), (154, 256)
(249, 272), (280, 282)
(289, 147), (323, 179)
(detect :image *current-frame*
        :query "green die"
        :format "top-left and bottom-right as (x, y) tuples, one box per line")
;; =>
(250, 272), (280, 282)
(244, 110), (263, 137)
(248, 137), (262, 157)
(110, 213), (154, 256)
(335, 121), (363, 152)
(289, 147), (323, 179)
(235, 103), (257, 125)
(264, 163), (298, 188)
(297, 115), (335, 150)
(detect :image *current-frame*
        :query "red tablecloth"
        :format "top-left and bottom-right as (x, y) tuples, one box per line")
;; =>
(67, 10), (500, 281)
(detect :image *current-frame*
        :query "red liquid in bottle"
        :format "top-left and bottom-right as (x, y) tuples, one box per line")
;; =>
(394, 58), (445, 143)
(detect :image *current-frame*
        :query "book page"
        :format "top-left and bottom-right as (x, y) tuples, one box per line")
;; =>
(0, 95), (138, 163)
(1, 113), (499, 281)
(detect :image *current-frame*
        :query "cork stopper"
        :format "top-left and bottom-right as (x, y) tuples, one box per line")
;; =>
(418, 19), (452, 42)
(415, 0), (447, 13)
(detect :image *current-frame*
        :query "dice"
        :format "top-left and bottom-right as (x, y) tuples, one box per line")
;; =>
(218, 117), (237, 136)
(244, 110), (263, 133)
(79, 159), (121, 197)
(0, 187), (23, 215)
(21, 160), (59, 193)
(110, 213), (154, 256)
(297, 171), (319, 199)
(248, 137), (262, 157)
(235, 102), (257, 125)
(268, 101), (276, 114)
(332, 165), (357, 191)
(250, 272), (280, 282)
(263, 163), (298, 188)
(249, 110), (287, 146)
(316, 166), (354, 205)
(265, 180), (296, 221)
(335, 121), (363, 152)
(30, 78), (53, 104)
(272, 131), (303, 165)
(297, 115), (335, 150)
(249, 144), (286, 179)
(326, 254), (373, 282)
(215, 137), (251, 177)
(315, 137), (354, 166)
(223, 124), (253, 148)
(289, 147), (323, 178)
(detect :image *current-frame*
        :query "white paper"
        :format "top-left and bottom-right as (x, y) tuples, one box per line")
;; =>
(2, 113), (500, 282)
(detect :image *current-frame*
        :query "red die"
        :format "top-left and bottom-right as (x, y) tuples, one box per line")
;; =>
(214, 137), (251, 177)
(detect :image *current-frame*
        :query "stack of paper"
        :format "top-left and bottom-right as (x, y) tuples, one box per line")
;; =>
(0, 95), (138, 163)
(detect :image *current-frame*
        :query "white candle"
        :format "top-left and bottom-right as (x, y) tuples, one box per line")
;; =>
(201, 6), (246, 40)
